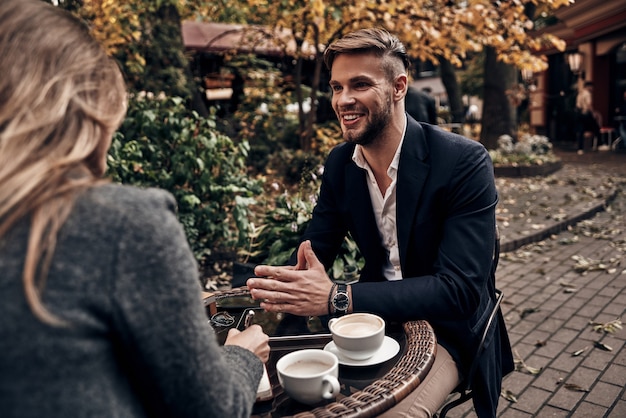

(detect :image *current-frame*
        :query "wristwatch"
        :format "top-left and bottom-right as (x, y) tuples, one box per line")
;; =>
(331, 284), (350, 316)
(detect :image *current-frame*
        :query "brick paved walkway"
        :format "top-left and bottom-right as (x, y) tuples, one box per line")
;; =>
(443, 147), (626, 418)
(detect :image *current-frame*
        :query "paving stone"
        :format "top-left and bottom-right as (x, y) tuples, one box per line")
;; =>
(575, 299), (606, 318)
(509, 319), (540, 335)
(534, 405), (569, 417)
(533, 340), (568, 360)
(549, 306), (578, 321)
(587, 295), (613, 309)
(550, 328), (581, 345)
(523, 352), (552, 372)
(498, 409), (533, 418)
(550, 350), (586, 373)
(570, 401), (608, 417)
(547, 384), (586, 411)
(585, 381), (623, 408)
(559, 295), (587, 310)
(502, 371), (536, 395)
(563, 314), (592, 332)
(509, 386), (552, 414)
(613, 344), (626, 366)
(567, 366), (602, 391)
(581, 349), (617, 371)
(530, 367), (566, 392)
(536, 317), (567, 333)
(600, 364), (626, 386)
(608, 400), (626, 418)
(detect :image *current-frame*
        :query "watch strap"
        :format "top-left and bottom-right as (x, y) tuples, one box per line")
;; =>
(327, 283), (337, 316)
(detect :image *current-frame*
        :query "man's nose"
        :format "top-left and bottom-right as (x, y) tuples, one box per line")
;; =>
(336, 90), (356, 107)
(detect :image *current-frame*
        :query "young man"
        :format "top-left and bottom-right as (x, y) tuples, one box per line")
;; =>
(247, 28), (513, 417)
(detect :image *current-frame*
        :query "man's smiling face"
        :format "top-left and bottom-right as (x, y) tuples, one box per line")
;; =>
(329, 53), (393, 147)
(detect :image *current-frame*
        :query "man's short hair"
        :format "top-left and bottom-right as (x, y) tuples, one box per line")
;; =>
(323, 28), (410, 82)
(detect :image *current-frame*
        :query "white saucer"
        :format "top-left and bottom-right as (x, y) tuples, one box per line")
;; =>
(323, 336), (400, 367)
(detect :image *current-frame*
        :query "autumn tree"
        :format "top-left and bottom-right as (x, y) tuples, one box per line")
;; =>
(54, 0), (570, 150)
(52, 0), (213, 115)
(206, 0), (570, 150)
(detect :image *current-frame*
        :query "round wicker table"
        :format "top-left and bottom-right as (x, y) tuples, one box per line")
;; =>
(206, 287), (437, 418)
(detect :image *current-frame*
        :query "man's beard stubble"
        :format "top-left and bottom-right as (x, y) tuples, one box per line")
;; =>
(342, 97), (392, 147)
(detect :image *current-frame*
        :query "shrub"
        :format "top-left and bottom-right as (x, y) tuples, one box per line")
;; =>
(107, 95), (263, 271)
(489, 133), (559, 166)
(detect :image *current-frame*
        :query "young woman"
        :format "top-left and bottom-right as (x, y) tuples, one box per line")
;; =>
(0, 1), (269, 416)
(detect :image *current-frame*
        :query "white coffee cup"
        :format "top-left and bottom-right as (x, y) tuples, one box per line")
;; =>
(328, 313), (385, 360)
(276, 349), (340, 405)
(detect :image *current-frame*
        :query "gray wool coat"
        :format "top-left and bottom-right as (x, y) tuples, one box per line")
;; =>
(0, 184), (262, 417)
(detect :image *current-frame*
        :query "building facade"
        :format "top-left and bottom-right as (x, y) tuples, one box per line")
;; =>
(529, 0), (626, 146)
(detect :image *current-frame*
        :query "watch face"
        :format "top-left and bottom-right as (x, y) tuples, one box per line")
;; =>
(332, 292), (349, 311)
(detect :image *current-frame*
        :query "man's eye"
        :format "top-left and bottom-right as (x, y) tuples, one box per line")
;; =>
(355, 82), (369, 89)
(331, 85), (342, 92)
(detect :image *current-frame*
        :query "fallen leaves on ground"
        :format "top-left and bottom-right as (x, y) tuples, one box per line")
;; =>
(571, 218), (623, 240)
(571, 255), (619, 274)
(557, 236), (579, 245)
(519, 307), (540, 319)
(513, 350), (542, 375)
(593, 341), (613, 351)
(589, 318), (622, 334)
(558, 279), (578, 293)
(501, 389), (518, 403)
(556, 378), (589, 392)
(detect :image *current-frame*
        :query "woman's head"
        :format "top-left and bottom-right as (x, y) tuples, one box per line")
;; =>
(0, 0), (127, 182)
(0, 0), (127, 324)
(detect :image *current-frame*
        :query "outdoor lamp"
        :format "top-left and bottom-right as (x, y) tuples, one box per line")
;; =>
(521, 69), (534, 84)
(567, 52), (583, 75)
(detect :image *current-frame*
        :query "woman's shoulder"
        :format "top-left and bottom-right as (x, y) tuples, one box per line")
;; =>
(76, 183), (178, 225)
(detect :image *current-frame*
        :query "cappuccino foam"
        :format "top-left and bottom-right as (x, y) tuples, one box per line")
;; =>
(334, 321), (380, 337)
(282, 359), (332, 376)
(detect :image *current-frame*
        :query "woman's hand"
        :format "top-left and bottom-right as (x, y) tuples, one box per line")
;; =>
(247, 240), (333, 317)
(224, 325), (270, 363)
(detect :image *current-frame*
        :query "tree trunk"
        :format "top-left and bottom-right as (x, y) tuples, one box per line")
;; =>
(438, 57), (464, 130)
(301, 53), (325, 152)
(480, 47), (517, 150)
(144, 4), (209, 117)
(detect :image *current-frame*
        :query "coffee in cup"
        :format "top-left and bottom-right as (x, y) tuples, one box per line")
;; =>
(276, 349), (340, 404)
(328, 313), (385, 360)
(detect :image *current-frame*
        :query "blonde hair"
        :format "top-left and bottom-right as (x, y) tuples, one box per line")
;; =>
(0, 0), (128, 324)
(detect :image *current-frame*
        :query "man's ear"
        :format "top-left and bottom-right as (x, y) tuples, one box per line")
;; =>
(393, 74), (408, 102)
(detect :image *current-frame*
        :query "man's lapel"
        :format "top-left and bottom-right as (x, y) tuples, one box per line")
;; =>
(397, 118), (430, 266)
(345, 161), (379, 239)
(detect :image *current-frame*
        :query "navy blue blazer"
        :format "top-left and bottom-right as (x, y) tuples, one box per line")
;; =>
(296, 116), (514, 417)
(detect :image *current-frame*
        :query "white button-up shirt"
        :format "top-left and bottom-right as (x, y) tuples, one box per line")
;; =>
(352, 117), (407, 281)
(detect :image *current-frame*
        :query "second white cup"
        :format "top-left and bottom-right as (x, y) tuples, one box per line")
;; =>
(328, 313), (385, 360)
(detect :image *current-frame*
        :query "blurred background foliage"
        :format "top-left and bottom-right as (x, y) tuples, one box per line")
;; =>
(46, 0), (569, 282)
